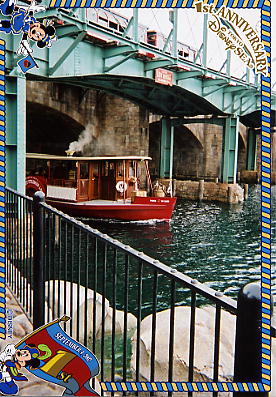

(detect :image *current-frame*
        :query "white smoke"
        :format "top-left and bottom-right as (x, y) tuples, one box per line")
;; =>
(68, 124), (95, 154)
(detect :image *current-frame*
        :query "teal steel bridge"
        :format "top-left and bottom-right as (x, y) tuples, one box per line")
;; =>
(3, 5), (276, 193)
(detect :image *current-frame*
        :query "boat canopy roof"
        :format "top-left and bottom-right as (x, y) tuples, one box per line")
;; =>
(26, 153), (152, 161)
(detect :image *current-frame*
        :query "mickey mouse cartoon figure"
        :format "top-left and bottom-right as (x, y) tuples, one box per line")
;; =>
(0, 0), (56, 68)
(0, 343), (40, 395)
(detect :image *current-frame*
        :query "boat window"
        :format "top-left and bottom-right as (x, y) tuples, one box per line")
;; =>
(27, 159), (48, 177)
(80, 162), (89, 179)
(109, 162), (115, 177)
(53, 162), (68, 179)
(68, 162), (77, 180)
(103, 161), (109, 177)
(117, 161), (123, 177)
(129, 161), (135, 177)
(93, 163), (99, 177)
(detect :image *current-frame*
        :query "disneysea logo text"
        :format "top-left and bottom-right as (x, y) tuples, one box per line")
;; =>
(195, 2), (268, 76)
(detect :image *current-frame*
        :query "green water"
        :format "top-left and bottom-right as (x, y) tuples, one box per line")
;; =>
(86, 185), (276, 302)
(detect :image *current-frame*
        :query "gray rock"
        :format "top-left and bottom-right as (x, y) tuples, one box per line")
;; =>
(131, 306), (235, 396)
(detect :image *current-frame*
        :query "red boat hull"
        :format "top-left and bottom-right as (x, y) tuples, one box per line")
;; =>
(47, 196), (177, 221)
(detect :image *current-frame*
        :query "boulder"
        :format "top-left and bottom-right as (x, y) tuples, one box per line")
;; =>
(13, 314), (33, 337)
(105, 307), (137, 336)
(45, 281), (137, 342)
(131, 306), (235, 396)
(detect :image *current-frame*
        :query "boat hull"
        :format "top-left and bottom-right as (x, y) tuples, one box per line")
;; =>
(46, 196), (177, 221)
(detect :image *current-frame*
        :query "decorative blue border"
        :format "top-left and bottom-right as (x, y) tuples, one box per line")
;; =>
(0, 39), (5, 340)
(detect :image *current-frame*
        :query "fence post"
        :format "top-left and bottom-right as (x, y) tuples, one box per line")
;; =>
(234, 282), (272, 396)
(33, 191), (45, 329)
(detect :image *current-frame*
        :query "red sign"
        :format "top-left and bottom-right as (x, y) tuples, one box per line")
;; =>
(155, 68), (173, 86)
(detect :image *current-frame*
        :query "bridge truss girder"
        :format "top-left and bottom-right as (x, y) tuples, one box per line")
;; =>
(2, 9), (267, 120)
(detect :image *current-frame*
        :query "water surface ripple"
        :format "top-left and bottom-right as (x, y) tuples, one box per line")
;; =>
(87, 185), (276, 301)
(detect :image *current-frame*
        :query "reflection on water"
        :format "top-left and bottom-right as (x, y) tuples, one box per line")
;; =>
(86, 185), (276, 301)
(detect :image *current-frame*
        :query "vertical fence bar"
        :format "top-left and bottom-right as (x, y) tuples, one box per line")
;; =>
(101, 242), (107, 383)
(135, 260), (143, 392)
(29, 200), (33, 319)
(32, 191), (45, 329)
(91, 236), (98, 392)
(15, 196), (19, 298)
(18, 198), (22, 302)
(84, 233), (89, 346)
(76, 229), (81, 341)
(26, 200), (30, 315)
(111, 248), (117, 395)
(47, 212), (52, 322)
(23, 199), (27, 308)
(123, 253), (129, 393)
(150, 269), (158, 396)
(234, 282), (268, 396)
(188, 290), (196, 397)
(70, 224), (74, 335)
(22, 199), (25, 308)
(168, 279), (176, 396)
(64, 222), (68, 332)
(57, 216), (61, 319)
(213, 304), (221, 397)
(92, 237), (98, 355)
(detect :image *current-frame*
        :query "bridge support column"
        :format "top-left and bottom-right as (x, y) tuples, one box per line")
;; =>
(6, 75), (26, 193)
(221, 116), (239, 183)
(160, 117), (174, 179)
(246, 128), (257, 170)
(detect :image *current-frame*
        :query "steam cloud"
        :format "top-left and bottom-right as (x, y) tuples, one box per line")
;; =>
(67, 124), (120, 156)
(68, 124), (95, 155)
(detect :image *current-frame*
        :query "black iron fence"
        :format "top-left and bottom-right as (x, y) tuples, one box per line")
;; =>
(6, 187), (275, 395)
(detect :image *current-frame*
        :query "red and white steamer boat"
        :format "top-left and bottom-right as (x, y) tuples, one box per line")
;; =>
(26, 153), (176, 221)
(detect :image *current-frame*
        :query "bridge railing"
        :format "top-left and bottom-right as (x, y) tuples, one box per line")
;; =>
(6, 187), (275, 395)
(28, 5), (262, 87)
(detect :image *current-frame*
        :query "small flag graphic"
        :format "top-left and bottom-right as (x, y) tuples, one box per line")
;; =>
(17, 55), (37, 73)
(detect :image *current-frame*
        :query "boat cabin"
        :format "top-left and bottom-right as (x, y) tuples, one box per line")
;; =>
(26, 153), (152, 202)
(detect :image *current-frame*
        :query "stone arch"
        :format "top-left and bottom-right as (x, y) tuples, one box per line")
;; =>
(27, 102), (85, 154)
(149, 121), (205, 179)
(173, 125), (204, 180)
(26, 81), (150, 157)
(149, 120), (224, 180)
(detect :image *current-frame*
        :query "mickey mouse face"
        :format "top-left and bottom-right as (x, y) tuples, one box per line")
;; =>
(15, 349), (32, 367)
(28, 22), (46, 41)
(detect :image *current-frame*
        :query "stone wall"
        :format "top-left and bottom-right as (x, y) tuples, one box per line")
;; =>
(27, 81), (272, 183)
(158, 179), (245, 204)
(89, 92), (149, 157)
(149, 121), (248, 181)
(27, 81), (149, 157)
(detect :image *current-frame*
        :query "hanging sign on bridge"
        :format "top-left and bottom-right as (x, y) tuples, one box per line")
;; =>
(155, 68), (173, 86)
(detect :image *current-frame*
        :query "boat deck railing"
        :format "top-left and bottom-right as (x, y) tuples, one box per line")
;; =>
(6, 187), (275, 396)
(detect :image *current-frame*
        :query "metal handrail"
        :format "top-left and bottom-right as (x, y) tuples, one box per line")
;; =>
(6, 187), (276, 395)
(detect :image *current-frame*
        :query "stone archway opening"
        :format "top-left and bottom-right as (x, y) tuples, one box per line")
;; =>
(149, 121), (224, 181)
(173, 125), (204, 180)
(27, 102), (85, 155)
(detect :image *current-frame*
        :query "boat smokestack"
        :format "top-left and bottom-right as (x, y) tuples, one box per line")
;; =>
(65, 150), (75, 156)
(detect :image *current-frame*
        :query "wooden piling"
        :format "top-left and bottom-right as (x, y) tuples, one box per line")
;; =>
(244, 184), (249, 200)
(198, 179), (204, 201)
(227, 185), (233, 203)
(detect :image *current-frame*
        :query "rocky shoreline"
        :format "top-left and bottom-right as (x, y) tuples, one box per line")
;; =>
(4, 285), (276, 396)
